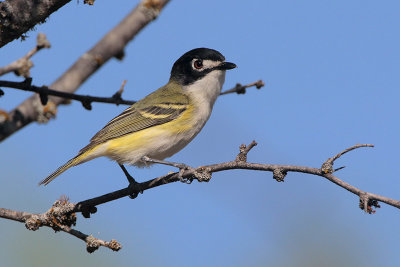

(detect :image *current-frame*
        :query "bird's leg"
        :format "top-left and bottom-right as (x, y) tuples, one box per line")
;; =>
(119, 164), (136, 184)
(119, 164), (142, 199)
(141, 156), (194, 183)
(141, 156), (191, 169)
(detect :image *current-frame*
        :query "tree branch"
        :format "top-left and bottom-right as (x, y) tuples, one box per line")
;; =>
(0, 78), (264, 112)
(0, 197), (121, 253)
(0, 0), (74, 48)
(2, 142), (396, 252)
(72, 142), (391, 217)
(0, 0), (171, 142)
(321, 144), (374, 174)
(220, 80), (265, 95)
(0, 33), (51, 78)
(0, 78), (135, 110)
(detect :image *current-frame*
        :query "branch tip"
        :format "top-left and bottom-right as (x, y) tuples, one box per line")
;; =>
(235, 140), (258, 163)
(220, 80), (265, 96)
(0, 80), (136, 109)
(0, 34), (50, 78)
(112, 80), (128, 105)
(86, 235), (122, 253)
(321, 144), (374, 174)
(334, 166), (346, 172)
(254, 80), (265, 89)
(107, 239), (123, 251)
(36, 33), (51, 49)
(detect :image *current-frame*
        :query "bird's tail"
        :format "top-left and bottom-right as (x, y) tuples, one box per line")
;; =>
(39, 152), (87, 186)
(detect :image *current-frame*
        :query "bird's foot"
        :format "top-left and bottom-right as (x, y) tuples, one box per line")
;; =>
(127, 180), (143, 199)
(119, 164), (143, 199)
(176, 164), (196, 184)
(141, 156), (195, 184)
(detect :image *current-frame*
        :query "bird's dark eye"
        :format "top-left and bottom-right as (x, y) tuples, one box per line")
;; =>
(193, 59), (203, 69)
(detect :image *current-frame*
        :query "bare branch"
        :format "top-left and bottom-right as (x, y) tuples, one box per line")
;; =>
(220, 80), (265, 95)
(0, 76), (260, 112)
(71, 142), (399, 218)
(0, 0), (74, 48)
(0, 33), (51, 77)
(0, 197), (121, 253)
(235, 140), (258, 162)
(1, 142), (398, 251)
(0, 79), (136, 110)
(321, 144), (374, 174)
(0, 0), (171, 142)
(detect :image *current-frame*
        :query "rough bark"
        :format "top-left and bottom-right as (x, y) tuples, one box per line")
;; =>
(0, 0), (71, 48)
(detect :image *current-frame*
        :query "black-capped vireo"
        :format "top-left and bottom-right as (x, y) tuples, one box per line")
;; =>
(40, 48), (236, 186)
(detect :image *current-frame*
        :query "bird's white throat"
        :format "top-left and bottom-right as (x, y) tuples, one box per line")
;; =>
(183, 69), (226, 109)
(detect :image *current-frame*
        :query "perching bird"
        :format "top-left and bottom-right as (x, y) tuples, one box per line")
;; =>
(39, 48), (236, 186)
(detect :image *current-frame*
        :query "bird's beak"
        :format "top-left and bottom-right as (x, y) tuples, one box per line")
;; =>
(218, 62), (237, 70)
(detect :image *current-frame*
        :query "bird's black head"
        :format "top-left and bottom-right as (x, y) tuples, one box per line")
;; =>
(170, 48), (236, 86)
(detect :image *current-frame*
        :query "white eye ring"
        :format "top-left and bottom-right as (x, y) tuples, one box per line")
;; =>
(192, 59), (203, 70)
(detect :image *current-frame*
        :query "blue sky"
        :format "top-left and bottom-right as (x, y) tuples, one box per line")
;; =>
(1, 0), (400, 266)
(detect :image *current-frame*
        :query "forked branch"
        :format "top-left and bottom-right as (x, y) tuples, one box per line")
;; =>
(0, 0), (171, 142)
(0, 33), (51, 78)
(0, 197), (121, 253)
(1, 141), (397, 252)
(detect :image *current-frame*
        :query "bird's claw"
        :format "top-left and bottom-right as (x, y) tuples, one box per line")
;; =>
(177, 164), (195, 184)
(128, 180), (143, 199)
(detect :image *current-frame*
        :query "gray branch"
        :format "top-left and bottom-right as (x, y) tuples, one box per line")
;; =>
(0, 33), (51, 77)
(0, 198), (121, 253)
(0, 0), (171, 142)
(0, 142), (395, 252)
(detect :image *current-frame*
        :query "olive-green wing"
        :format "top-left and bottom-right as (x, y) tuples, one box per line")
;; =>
(79, 85), (189, 154)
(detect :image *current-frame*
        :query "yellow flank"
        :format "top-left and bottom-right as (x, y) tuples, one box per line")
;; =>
(106, 101), (196, 154)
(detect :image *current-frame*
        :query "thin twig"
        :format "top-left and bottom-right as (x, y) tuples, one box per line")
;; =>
(220, 80), (265, 95)
(0, 33), (50, 77)
(0, 79), (136, 110)
(321, 144), (374, 174)
(235, 140), (257, 162)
